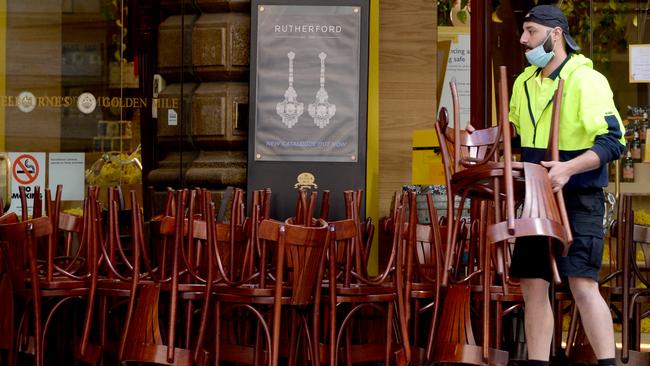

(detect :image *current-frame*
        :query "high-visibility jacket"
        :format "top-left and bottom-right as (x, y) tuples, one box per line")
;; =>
(509, 53), (626, 189)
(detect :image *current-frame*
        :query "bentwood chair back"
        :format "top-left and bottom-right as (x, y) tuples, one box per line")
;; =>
(0, 194), (93, 366)
(119, 189), (210, 366)
(213, 213), (328, 366)
(322, 191), (411, 365)
(398, 191), (444, 365)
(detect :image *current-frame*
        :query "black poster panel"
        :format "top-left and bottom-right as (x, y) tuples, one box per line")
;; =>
(248, 0), (369, 221)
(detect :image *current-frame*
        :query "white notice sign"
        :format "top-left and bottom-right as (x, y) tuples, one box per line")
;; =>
(629, 44), (650, 83)
(168, 109), (178, 126)
(8, 152), (46, 215)
(48, 153), (85, 201)
(438, 27), (471, 128)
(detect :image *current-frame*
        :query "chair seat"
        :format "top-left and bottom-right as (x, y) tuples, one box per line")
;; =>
(407, 282), (438, 299)
(37, 277), (88, 289)
(429, 342), (509, 366)
(322, 283), (398, 303)
(602, 286), (650, 298)
(123, 342), (209, 366)
(450, 161), (526, 202)
(214, 285), (315, 305)
(409, 282), (437, 291)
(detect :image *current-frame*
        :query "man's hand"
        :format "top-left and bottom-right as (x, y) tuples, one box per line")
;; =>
(540, 150), (601, 192)
(465, 124), (475, 133)
(540, 160), (574, 192)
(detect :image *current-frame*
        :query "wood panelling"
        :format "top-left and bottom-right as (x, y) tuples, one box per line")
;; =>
(6, 2), (62, 152)
(378, 0), (436, 215)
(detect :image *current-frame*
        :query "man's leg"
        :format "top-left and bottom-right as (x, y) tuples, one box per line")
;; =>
(520, 278), (554, 361)
(568, 276), (615, 360)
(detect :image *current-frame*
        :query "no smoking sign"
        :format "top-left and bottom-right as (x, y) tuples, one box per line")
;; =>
(8, 152), (46, 215)
(13, 154), (39, 184)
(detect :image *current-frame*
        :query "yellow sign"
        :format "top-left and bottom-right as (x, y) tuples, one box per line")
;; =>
(412, 129), (445, 185)
(294, 172), (318, 190)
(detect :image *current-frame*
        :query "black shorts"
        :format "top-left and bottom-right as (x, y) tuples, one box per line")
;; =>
(509, 188), (605, 282)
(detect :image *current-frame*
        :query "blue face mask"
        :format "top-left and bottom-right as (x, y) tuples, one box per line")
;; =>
(525, 31), (555, 68)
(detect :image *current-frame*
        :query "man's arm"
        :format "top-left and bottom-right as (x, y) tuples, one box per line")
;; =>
(540, 150), (601, 192)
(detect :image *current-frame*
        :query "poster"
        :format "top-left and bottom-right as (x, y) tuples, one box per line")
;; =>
(254, 5), (361, 162)
(8, 152), (46, 215)
(629, 44), (650, 83)
(438, 26), (471, 128)
(48, 153), (85, 201)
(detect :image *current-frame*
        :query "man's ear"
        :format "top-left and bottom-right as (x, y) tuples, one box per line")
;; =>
(554, 27), (563, 43)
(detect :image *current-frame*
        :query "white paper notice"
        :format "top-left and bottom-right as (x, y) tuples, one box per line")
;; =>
(168, 109), (178, 126)
(8, 152), (46, 215)
(48, 153), (85, 201)
(629, 44), (650, 83)
(438, 27), (471, 128)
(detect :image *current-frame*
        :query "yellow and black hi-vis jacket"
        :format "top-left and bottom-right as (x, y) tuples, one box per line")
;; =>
(509, 53), (626, 189)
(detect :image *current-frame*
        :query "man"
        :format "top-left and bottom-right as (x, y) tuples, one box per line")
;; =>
(508, 5), (626, 366)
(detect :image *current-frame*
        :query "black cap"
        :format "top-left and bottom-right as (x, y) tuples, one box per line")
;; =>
(524, 5), (580, 52)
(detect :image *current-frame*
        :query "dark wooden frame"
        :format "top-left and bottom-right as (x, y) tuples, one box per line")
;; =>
(247, 0), (370, 221)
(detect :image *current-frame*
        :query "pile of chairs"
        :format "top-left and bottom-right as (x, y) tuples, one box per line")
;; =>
(399, 65), (650, 366)
(1, 184), (424, 366)
(3, 67), (650, 366)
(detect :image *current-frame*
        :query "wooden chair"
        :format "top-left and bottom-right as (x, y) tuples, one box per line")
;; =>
(400, 190), (444, 365)
(432, 78), (512, 366)
(432, 67), (572, 365)
(484, 68), (572, 363)
(118, 189), (211, 365)
(320, 190), (410, 365)
(0, 212), (19, 366)
(615, 195), (650, 365)
(0, 212), (92, 366)
(76, 186), (124, 363)
(213, 214), (329, 366)
(77, 187), (209, 366)
(565, 194), (650, 366)
(4, 185), (99, 366)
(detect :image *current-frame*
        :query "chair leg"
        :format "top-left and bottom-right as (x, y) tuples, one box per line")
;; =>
(0, 275), (15, 366)
(184, 301), (193, 349)
(564, 304), (579, 358)
(33, 296), (43, 366)
(345, 317), (353, 366)
(413, 300), (421, 365)
(308, 310), (319, 366)
(633, 302), (641, 351)
(386, 301), (394, 366)
(98, 297), (107, 354)
(552, 296), (564, 359)
(287, 310), (299, 366)
(495, 301), (503, 350)
(328, 301), (336, 366)
(254, 317), (266, 366)
(214, 302), (221, 366)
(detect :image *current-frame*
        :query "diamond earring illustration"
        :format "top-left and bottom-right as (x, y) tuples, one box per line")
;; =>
(276, 51), (304, 128)
(308, 52), (336, 128)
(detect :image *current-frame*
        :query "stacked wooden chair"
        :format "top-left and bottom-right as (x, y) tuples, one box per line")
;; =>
(400, 190), (444, 365)
(319, 190), (411, 365)
(212, 188), (329, 366)
(565, 194), (650, 365)
(0, 185), (94, 366)
(431, 66), (572, 366)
